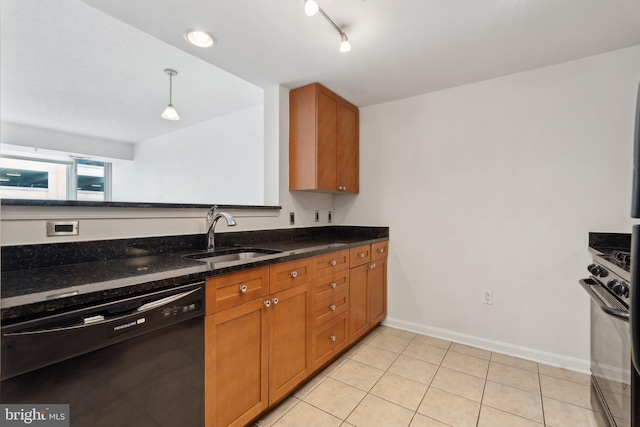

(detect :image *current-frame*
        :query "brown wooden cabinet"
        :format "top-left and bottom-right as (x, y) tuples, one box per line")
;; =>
(205, 261), (312, 426)
(205, 298), (268, 427)
(289, 83), (359, 194)
(349, 241), (389, 343)
(205, 241), (387, 426)
(267, 283), (311, 403)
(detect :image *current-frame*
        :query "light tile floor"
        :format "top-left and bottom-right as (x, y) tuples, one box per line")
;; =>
(254, 326), (609, 427)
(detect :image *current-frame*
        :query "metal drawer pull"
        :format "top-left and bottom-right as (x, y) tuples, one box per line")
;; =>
(272, 298), (279, 305)
(330, 282), (337, 289)
(291, 271), (298, 278)
(369, 263), (376, 269)
(239, 284), (248, 293)
(358, 253), (365, 258)
(264, 300), (271, 307)
(330, 260), (337, 266)
(329, 335), (337, 342)
(330, 305), (336, 311)
(377, 248), (385, 253)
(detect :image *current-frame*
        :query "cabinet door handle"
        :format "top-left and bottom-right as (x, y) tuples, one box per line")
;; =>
(329, 335), (337, 342)
(272, 298), (279, 305)
(239, 284), (248, 293)
(377, 248), (385, 253)
(329, 304), (336, 311)
(264, 300), (271, 307)
(358, 253), (365, 258)
(290, 270), (298, 278)
(330, 282), (337, 289)
(369, 263), (376, 269)
(330, 260), (337, 266)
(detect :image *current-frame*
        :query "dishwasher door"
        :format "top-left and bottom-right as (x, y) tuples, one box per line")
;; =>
(1, 282), (205, 427)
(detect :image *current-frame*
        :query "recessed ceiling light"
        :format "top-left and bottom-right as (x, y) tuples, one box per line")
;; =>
(184, 30), (216, 48)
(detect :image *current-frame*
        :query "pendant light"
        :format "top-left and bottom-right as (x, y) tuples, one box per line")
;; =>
(161, 69), (180, 121)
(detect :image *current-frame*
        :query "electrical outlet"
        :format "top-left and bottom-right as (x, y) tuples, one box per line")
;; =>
(315, 210), (319, 222)
(482, 290), (493, 305)
(328, 211), (332, 223)
(289, 212), (295, 225)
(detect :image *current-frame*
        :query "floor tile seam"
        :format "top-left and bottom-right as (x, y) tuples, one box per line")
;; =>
(438, 362), (489, 380)
(484, 379), (545, 399)
(489, 353), (540, 373)
(480, 402), (546, 425)
(536, 363), (547, 427)
(365, 387), (426, 413)
(339, 387), (375, 425)
(259, 397), (302, 427)
(485, 374), (544, 395)
(325, 372), (382, 393)
(539, 393), (597, 412)
(396, 350), (446, 367)
(446, 346), (492, 363)
(538, 372), (592, 388)
(489, 359), (542, 376)
(297, 398), (350, 423)
(366, 340), (411, 354)
(344, 353), (399, 373)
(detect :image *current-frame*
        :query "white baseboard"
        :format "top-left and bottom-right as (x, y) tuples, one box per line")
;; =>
(382, 317), (591, 375)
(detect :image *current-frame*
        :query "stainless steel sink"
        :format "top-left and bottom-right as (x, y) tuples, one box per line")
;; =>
(183, 248), (282, 264)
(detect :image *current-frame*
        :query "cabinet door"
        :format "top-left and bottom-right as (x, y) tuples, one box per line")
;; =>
(205, 299), (268, 427)
(337, 101), (359, 193)
(268, 284), (312, 404)
(349, 263), (370, 343)
(317, 87), (338, 191)
(369, 259), (387, 325)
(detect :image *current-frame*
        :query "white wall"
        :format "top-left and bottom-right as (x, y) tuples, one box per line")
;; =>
(1, 122), (134, 161)
(112, 105), (265, 205)
(336, 45), (640, 371)
(0, 85), (335, 245)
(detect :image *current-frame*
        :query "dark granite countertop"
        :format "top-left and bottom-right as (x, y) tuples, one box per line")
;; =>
(1, 226), (389, 322)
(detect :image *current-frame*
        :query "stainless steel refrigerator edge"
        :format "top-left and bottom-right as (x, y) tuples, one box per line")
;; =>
(629, 81), (640, 426)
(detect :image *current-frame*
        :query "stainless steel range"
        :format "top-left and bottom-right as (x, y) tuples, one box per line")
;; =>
(581, 237), (638, 427)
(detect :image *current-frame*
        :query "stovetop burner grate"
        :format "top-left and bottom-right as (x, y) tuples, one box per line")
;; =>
(609, 250), (631, 271)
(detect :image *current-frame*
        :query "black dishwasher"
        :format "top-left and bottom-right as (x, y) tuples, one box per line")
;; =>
(1, 282), (205, 427)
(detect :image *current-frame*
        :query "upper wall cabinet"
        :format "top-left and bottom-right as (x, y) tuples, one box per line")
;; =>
(289, 83), (359, 194)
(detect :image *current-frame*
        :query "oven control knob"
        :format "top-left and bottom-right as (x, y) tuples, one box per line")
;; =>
(613, 281), (629, 297)
(607, 279), (617, 290)
(588, 264), (608, 277)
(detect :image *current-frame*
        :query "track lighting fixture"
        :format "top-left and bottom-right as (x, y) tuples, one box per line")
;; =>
(304, 1), (351, 53)
(161, 69), (180, 121)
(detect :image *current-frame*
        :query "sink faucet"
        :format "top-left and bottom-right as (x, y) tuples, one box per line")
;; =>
(206, 205), (237, 251)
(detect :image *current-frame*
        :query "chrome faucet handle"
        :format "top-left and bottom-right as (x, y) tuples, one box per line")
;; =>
(206, 205), (218, 224)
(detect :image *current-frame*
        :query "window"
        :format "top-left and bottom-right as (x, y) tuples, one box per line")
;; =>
(0, 156), (111, 201)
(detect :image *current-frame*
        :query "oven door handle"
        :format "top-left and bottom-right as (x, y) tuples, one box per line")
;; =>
(579, 279), (629, 321)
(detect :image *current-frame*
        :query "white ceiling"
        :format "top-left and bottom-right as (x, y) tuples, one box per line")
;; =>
(3, 0), (640, 144)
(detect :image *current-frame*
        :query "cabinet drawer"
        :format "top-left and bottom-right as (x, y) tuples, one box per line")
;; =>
(349, 245), (371, 267)
(312, 270), (349, 302)
(206, 266), (269, 314)
(311, 291), (349, 328)
(311, 312), (349, 370)
(313, 249), (349, 277)
(269, 258), (313, 293)
(371, 241), (389, 261)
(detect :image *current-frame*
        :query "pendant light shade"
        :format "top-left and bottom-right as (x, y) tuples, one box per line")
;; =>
(161, 69), (180, 121)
